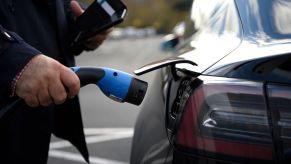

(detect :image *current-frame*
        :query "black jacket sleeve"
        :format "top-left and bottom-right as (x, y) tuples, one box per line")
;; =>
(0, 25), (41, 101)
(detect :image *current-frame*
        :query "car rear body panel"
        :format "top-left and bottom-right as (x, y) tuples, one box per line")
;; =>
(131, 0), (291, 163)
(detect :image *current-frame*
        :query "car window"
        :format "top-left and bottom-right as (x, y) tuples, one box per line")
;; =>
(183, 0), (240, 39)
(183, 0), (224, 38)
(191, 0), (224, 30)
(236, 0), (291, 40)
(266, 57), (291, 84)
(272, 0), (291, 35)
(208, 0), (240, 36)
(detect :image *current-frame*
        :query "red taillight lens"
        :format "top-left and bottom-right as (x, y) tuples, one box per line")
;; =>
(175, 76), (274, 162)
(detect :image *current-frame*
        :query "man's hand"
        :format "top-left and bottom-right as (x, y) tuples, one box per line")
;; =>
(15, 55), (80, 107)
(70, 0), (113, 50)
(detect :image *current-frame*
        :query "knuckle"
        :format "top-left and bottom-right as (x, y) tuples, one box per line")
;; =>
(20, 91), (35, 101)
(72, 79), (80, 89)
(39, 95), (52, 107)
(40, 99), (51, 107)
(60, 68), (80, 97)
(37, 87), (51, 106)
(52, 61), (62, 71)
(49, 82), (67, 104)
(45, 61), (62, 79)
(54, 92), (67, 104)
(25, 98), (39, 108)
(68, 77), (80, 90)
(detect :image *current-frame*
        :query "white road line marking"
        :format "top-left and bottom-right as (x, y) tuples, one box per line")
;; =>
(84, 128), (133, 135)
(50, 128), (133, 149)
(49, 150), (128, 164)
(49, 128), (133, 163)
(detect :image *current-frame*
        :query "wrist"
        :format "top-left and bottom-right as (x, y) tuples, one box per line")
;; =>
(10, 54), (41, 97)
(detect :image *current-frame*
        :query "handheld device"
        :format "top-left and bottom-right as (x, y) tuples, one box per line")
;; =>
(72, 0), (127, 46)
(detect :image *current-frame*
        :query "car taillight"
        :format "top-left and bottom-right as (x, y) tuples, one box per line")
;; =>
(175, 76), (275, 162)
(267, 84), (291, 162)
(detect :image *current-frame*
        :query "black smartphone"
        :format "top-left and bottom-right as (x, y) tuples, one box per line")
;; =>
(72, 0), (127, 46)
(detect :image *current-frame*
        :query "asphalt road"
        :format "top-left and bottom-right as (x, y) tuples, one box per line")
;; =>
(47, 36), (166, 164)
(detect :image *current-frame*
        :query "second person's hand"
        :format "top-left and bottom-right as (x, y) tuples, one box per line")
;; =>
(70, 0), (113, 50)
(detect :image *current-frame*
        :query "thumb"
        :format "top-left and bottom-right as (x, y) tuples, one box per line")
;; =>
(71, 0), (84, 17)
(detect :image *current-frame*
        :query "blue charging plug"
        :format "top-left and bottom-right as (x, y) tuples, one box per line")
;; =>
(71, 67), (147, 105)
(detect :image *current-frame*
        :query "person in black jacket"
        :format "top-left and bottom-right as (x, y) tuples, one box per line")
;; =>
(0, 0), (112, 163)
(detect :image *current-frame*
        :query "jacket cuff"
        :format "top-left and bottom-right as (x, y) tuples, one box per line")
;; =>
(0, 29), (41, 98)
(10, 55), (40, 97)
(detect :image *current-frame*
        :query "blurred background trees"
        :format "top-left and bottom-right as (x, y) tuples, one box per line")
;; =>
(122, 0), (192, 33)
(78, 0), (192, 34)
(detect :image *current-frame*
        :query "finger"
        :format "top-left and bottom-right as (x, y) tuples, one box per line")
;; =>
(100, 28), (114, 35)
(87, 33), (107, 42)
(87, 28), (113, 42)
(71, 0), (84, 17)
(25, 96), (39, 108)
(60, 67), (80, 98)
(38, 88), (53, 107)
(86, 35), (106, 50)
(49, 79), (67, 105)
(85, 41), (103, 50)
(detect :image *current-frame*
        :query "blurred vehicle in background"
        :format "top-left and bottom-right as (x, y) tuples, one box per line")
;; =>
(160, 22), (186, 51)
(108, 28), (125, 39)
(131, 0), (291, 163)
(108, 27), (157, 39)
